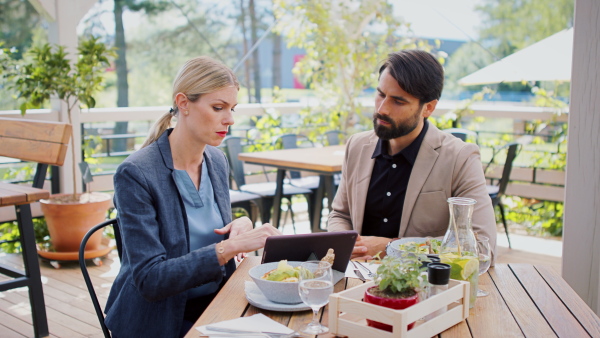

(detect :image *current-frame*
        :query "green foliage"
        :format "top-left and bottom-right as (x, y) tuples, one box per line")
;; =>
(373, 251), (427, 296)
(247, 87), (295, 150)
(3, 36), (115, 115)
(503, 197), (564, 236)
(273, 0), (441, 136)
(446, 87), (494, 128)
(0, 218), (49, 254)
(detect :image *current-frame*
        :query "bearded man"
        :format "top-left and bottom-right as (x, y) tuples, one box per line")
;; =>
(327, 50), (496, 261)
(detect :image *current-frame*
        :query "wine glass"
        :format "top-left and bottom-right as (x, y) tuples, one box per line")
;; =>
(476, 235), (492, 297)
(298, 261), (334, 335)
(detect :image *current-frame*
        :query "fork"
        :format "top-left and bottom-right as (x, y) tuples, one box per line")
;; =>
(350, 261), (367, 282)
(355, 261), (374, 277)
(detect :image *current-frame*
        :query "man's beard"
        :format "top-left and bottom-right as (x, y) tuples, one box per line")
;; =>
(372, 112), (420, 140)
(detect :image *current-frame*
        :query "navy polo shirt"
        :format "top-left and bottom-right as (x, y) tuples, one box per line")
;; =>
(361, 119), (429, 238)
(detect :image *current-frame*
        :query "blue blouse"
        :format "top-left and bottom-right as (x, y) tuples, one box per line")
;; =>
(173, 159), (225, 298)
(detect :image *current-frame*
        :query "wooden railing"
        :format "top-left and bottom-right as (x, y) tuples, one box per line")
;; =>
(0, 101), (567, 222)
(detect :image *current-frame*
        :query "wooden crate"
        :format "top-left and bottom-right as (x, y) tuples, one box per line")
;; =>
(329, 279), (470, 338)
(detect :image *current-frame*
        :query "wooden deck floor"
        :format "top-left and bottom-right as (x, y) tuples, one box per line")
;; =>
(0, 251), (119, 338)
(0, 235), (562, 337)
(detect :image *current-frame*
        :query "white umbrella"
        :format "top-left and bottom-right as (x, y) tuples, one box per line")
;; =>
(458, 28), (573, 85)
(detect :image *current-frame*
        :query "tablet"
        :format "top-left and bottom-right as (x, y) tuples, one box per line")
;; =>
(261, 230), (358, 273)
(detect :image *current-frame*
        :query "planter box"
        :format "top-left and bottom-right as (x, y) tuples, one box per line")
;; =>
(329, 279), (470, 338)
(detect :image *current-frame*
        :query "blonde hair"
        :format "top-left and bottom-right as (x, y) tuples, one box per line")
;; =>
(141, 56), (239, 148)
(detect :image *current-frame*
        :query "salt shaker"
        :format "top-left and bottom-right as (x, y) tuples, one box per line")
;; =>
(426, 263), (451, 321)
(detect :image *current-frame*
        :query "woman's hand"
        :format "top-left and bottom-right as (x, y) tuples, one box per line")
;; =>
(215, 216), (253, 238)
(215, 217), (253, 261)
(214, 223), (282, 264)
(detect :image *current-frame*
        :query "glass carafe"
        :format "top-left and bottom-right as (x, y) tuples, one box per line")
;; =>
(439, 197), (479, 308)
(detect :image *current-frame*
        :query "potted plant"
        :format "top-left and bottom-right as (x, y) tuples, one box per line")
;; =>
(364, 251), (429, 332)
(4, 37), (115, 256)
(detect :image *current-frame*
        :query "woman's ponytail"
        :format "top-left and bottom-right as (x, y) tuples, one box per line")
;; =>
(141, 109), (175, 148)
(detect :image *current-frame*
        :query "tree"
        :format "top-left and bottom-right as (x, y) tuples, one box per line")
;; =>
(0, 0), (42, 59)
(476, 0), (574, 57)
(112, 0), (170, 151)
(249, 0), (261, 103)
(444, 42), (495, 96)
(273, 0), (438, 136)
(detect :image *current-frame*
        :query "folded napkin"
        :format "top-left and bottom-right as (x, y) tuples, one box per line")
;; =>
(196, 313), (294, 337)
(344, 261), (379, 280)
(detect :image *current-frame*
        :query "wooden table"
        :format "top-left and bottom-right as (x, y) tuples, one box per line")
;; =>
(238, 145), (345, 232)
(0, 183), (50, 337)
(186, 256), (600, 338)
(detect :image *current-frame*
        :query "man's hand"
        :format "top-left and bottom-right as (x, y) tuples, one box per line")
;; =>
(351, 235), (390, 260)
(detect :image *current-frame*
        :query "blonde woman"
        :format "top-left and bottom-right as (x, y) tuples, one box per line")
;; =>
(105, 56), (281, 337)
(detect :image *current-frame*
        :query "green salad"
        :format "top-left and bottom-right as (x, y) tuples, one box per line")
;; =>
(397, 238), (442, 254)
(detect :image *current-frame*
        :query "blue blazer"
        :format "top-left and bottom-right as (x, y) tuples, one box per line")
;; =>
(105, 129), (235, 337)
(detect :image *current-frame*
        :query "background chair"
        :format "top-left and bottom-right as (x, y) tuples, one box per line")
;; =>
(222, 136), (313, 231)
(230, 189), (262, 225)
(443, 128), (479, 144)
(272, 133), (320, 186)
(484, 142), (522, 249)
(323, 130), (345, 146)
(79, 218), (122, 338)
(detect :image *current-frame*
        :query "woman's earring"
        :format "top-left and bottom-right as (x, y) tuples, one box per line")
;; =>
(184, 111), (189, 116)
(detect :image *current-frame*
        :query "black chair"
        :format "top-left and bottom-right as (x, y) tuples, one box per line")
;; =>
(230, 189), (262, 224)
(443, 128), (479, 144)
(323, 130), (345, 146)
(484, 142), (522, 249)
(272, 133), (321, 188)
(222, 136), (313, 230)
(79, 219), (122, 338)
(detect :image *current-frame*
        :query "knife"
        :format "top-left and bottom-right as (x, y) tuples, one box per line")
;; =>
(205, 326), (290, 337)
(351, 261), (366, 282)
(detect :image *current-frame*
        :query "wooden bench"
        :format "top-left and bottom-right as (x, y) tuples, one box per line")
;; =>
(0, 117), (71, 338)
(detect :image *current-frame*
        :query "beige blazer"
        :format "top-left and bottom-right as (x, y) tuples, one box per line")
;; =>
(327, 123), (497, 255)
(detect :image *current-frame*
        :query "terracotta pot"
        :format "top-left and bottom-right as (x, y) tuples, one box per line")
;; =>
(364, 286), (419, 332)
(40, 192), (111, 252)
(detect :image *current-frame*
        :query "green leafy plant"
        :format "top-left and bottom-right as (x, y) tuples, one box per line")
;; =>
(0, 218), (49, 253)
(3, 37), (115, 201)
(273, 0), (442, 137)
(371, 251), (428, 298)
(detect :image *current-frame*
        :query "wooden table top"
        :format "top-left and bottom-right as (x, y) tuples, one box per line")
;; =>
(238, 145), (345, 173)
(0, 182), (49, 207)
(186, 256), (600, 338)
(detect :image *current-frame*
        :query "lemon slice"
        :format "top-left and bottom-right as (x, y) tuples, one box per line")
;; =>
(456, 257), (479, 279)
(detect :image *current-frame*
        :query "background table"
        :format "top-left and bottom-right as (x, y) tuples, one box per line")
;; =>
(186, 256), (600, 338)
(238, 145), (344, 232)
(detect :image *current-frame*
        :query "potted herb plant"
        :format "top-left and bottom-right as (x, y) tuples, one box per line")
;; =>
(4, 37), (115, 256)
(364, 251), (429, 332)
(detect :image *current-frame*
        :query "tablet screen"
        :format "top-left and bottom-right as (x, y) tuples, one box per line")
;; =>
(261, 230), (358, 272)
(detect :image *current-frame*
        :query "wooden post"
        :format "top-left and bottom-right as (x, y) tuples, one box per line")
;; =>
(563, 0), (600, 315)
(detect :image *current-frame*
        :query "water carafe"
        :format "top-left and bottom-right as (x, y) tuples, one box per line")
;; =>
(439, 197), (479, 308)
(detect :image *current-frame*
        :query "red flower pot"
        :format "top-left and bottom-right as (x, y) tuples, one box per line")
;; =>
(364, 286), (419, 332)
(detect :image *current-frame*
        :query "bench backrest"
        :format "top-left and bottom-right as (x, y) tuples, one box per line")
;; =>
(0, 117), (71, 166)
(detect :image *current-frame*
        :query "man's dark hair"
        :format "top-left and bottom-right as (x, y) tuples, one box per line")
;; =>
(378, 50), (444, 104)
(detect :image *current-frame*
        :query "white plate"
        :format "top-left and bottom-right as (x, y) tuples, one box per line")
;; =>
(245, 281), (311, 312)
